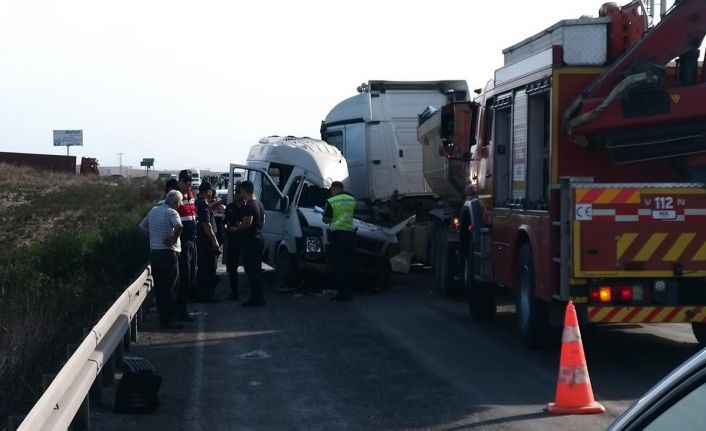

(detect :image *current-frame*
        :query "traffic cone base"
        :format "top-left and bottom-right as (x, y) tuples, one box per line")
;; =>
(547, 401), (605, 415)
(547, 301), (605, 415)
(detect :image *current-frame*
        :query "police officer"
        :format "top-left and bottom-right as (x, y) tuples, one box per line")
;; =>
(234, 180), (266, 307)
(175, 169), (197, 321)
(195, 181), (220, 302)
(322, 181), (357, 301)
(224, 185), (246, 300)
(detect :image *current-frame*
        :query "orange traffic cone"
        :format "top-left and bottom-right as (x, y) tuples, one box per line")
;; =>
(547, 301), (605, 415)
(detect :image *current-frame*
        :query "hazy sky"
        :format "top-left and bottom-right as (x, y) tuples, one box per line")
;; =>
(1, 0), (652, 171)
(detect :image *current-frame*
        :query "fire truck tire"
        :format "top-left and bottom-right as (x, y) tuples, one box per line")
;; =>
(464, 242), (495, 321)
(516, 244), (552, 348)
(275, 250), (300, 290)
(691, 322), (706, 345)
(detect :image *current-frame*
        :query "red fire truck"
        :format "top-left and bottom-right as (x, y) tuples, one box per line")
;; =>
(421, 0), (706, 346)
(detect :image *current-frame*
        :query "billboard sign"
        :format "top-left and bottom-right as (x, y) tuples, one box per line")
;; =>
(53, 130), (83, 147)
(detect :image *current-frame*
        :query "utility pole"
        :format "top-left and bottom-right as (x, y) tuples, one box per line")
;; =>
(118, 152), (124, 177)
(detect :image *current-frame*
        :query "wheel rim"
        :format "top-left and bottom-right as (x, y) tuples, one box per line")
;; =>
(518, 264), (531, 330)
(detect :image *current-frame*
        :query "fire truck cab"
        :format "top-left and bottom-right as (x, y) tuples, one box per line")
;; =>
(422, 0), (706, 346)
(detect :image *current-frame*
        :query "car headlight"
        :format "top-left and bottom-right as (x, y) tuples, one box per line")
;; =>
(306, 237), (322, 253)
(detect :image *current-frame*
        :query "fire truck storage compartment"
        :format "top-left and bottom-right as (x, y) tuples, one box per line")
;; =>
(502, 18), (610, 67)
(570, 183), (706, 277)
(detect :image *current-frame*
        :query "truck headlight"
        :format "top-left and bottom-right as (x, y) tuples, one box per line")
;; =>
(306, 237), (322, 253)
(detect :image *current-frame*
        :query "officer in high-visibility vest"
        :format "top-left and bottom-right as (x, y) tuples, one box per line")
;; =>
(322, 181), (357, 301)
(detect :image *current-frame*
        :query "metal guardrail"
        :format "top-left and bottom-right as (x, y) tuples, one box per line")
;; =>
(13, 267), (153, 431)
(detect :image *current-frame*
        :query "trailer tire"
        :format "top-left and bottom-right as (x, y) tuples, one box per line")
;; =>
(275, 250), (300, 291)
(692, 322), (706, 345)
(516, 244), (554, 348)
(464, 241), (495, 321)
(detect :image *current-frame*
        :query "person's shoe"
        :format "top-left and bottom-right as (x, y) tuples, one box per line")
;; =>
(176, 314), (195, 322)
(241, 299), (265, 307)
(159, 322), (184, 330)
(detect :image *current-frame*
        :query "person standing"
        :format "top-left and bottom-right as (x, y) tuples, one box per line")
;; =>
(234, 180), (266, 307)
(195, 181), (221, 302)
(139, 190), (184, 329)
(176, 169), (198, 321)
(224, 186), (246, 300)
(322, 181), (357, 302)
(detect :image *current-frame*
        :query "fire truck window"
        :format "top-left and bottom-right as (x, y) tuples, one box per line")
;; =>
(527, 92), (550, 209)
(493, 106), (512, 207)
(511, 90), (528, 204)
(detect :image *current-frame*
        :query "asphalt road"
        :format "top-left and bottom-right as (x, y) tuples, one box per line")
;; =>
(92, 266), (703, 430)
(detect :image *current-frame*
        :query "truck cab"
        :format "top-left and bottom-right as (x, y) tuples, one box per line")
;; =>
(229, 136), (409, 290)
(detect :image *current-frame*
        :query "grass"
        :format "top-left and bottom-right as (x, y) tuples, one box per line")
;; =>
(0, 164), (160, 427)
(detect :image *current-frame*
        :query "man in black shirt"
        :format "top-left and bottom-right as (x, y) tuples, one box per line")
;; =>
(233, 180), (266, 307)
(195, 181), (220, 302)
(224, 185), (246, 300)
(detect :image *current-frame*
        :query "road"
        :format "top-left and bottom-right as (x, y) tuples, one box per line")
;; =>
(93, 266), (702, 430)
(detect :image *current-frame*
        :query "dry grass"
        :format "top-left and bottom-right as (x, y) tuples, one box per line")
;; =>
(0, 164), (161, 428)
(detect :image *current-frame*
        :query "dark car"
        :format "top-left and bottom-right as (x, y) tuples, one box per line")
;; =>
(608, 347), (706, 430)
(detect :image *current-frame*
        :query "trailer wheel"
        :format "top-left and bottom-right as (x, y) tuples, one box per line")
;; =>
(275, 250), (300, 291)
(464, 241), (495, 321)
(516, 244), (553, 348)
(692, 322), (706, 345)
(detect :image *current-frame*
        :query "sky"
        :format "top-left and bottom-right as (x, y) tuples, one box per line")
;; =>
(0, 0), (663, 172)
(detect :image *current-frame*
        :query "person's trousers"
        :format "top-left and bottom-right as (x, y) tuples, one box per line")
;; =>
(177, 239), (197, 315)
(242, 236), (264, 302)
(197, 239), (218, 299)
(226, 235), (242, 291)
(150, 249), (179, 324)
(330, 230), (355, 298)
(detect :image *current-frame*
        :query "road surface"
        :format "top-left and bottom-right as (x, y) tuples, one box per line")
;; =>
(93, 266), (702, 430)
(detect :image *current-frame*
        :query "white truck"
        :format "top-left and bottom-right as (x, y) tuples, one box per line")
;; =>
(320, 80), (469, 263)
(228, 136), (412, 289)
(321, 80), (469, 215)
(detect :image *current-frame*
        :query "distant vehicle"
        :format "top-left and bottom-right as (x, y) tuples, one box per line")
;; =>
(608, 347), (706, 430)
(190, 168), (201, 189)
(157, 172), (176, 182)
(79, 157), (99, 175)
(228, 135), (412, 289)
(215, 188), (228, 203)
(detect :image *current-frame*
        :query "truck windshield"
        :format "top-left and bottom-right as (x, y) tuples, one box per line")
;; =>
(298, 181), (328, 208)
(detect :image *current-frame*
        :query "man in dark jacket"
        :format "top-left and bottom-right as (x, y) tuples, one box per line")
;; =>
(195, 181), (220, 302)
(232, 180), (266, 307)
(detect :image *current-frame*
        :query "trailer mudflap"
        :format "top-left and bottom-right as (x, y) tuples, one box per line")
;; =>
(571, 183), (706, 277)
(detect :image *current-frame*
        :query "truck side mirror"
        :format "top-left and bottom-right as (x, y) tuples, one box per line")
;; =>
(281, 195), (290, 212)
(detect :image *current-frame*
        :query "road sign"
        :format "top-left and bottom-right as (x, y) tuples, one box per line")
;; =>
(53, 130), (83, 147)
(140, 158), (154, 168)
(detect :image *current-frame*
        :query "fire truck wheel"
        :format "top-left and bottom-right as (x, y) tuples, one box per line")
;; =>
(465, 242), (495, 321)
(691, 322), (706, 345)
(516, 244), (552, 347)
(275, 251), (300, 290)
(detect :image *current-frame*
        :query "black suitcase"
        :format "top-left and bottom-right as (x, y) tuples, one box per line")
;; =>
(113, 355), (162, 414)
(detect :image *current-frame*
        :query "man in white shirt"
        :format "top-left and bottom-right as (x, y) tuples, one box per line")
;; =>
(139, 190), (184, 329)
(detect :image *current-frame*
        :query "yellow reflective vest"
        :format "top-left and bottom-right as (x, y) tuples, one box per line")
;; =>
(326, 193), (356, 231)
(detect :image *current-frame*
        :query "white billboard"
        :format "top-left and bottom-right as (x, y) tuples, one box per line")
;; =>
(53, 130), (83, 146)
